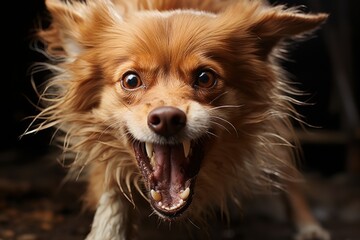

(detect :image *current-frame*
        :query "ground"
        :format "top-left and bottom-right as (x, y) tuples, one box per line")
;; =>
(0, 147), (359, 240)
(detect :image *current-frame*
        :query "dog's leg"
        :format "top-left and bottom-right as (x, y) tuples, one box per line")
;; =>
(85, 190), (131, 240)
(286, 182), (330, 240)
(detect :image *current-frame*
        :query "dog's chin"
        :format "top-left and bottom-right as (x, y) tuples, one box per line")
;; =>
(132, 138), (205, 220)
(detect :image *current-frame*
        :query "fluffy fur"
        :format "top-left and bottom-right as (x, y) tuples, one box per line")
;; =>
(26, 0), (329, 239)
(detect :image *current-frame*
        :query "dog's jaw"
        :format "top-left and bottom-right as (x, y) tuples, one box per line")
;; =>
(122, 101), (212, 219)
(133, 139), (205, 219)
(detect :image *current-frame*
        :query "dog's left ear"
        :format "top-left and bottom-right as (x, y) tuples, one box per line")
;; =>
(251, 6), (328, 57)
(219, 1), (328, 58)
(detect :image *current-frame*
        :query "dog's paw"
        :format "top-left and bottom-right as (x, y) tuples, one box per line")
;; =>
(294, 224), (330, 240)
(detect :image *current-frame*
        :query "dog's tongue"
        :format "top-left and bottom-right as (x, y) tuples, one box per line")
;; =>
(152, 144), (187, 201)
(133, 140), (202, 217)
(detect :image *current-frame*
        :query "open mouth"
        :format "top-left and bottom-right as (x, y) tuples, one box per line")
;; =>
(133, 140), (204, 219)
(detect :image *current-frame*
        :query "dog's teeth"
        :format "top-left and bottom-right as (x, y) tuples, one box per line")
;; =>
(183, 141), (191, 158)
(145, 142), (153, 158)
(150, 189), (162, 202)
(179, 187), (190, 200)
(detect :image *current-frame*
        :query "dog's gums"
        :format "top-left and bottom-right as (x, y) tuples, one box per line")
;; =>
(133, 139), (204, 219)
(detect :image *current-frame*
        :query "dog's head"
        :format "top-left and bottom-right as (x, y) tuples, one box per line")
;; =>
(34, 0), (327, 220)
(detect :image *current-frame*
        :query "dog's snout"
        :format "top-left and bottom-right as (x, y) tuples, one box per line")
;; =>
(147, 106), (186, 137)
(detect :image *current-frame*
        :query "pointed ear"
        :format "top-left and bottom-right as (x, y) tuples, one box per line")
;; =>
(42, 0), (124, 58)
(45, 0), (85, 26)
(41, 0), (89, 57)
(251, 7), (328, 57)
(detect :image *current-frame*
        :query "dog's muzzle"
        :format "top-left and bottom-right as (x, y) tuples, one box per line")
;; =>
(133, 106), (205, 219)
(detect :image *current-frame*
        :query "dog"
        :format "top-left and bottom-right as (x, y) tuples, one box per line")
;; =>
(26, 0), (330, 239)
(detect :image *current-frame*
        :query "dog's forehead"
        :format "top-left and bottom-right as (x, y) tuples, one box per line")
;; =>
(118, 10), (228, 61)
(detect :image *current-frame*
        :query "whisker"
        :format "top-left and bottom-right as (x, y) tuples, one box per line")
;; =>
(210, 120), (231, 134)
(209, 91), (229, 105)
(211, 116), (239, 137)
(209, 104), (243, 111)
(148, 210), (157, 218)
(187, 218), (201, 230)
(156, 218), (164, 229)
(205, 130), (219, 138)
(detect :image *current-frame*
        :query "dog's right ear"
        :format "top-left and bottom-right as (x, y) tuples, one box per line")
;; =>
(41, 0), (88, 58)
(45, 0), (84, 27)
(41, 0), (123, 58)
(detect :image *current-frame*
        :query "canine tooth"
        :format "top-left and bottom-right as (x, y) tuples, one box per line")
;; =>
(145, 142), (153, 158)
(183, 141), (191, 158)
(150, 189), (162, 202)
(179, 187), (190, 200)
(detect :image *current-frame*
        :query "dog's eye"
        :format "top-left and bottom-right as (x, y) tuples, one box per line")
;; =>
(194, 70), (217, 89)
(121, 73), (143, 90)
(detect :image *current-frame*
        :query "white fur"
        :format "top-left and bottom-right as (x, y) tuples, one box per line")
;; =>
(86, 191), (127, 240)
(295, 224), (331, 240)
(123, 101), (210, 144)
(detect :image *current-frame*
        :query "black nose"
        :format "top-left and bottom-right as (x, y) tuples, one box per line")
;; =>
(147, 106), (187, 137)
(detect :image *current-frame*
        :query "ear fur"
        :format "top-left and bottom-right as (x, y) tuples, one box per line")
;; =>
(42, 0), (327, 60)
(45, 0), (85, 26)
(220, 0), (328, 58)
(42, 0), (123, 58)
(42, 0), (88, 57)
(253, 8), (328, 57)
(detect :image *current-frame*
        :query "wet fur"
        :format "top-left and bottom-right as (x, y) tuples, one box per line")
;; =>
(26, 0), (329, 239)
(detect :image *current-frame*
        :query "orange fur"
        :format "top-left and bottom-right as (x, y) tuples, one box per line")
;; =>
(26, 0), (329, 239)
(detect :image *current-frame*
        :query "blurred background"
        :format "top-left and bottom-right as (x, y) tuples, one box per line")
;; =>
(0, 0), (359, 240)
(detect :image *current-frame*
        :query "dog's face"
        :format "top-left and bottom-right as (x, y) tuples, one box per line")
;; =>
(94, 10), (241, 218)
(37, 0), (327, 220)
